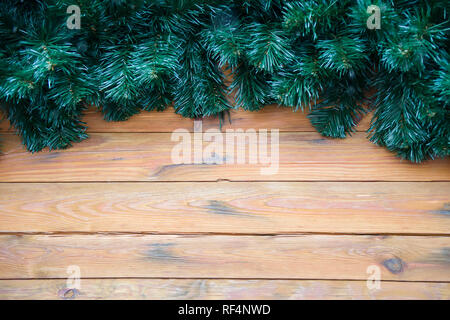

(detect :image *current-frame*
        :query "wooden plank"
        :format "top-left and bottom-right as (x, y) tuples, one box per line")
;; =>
(202, 105), (371, 132)
(0, 279), (448, 300)
(0, 234), (448, 281)
(0, 182), (449, 234)
(1, 106), (369, 133)
(79, 107), (195, 133)
(0, 132), (448, 182)
(0, 107), (194, 133)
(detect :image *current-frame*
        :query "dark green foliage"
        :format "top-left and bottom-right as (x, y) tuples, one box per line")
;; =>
(231, 62), (273, 110)
(308, 103), (366, 138)
(0, 0), (448, 162)
(367, 1), (450, 162)
(283, 0), (343, 40)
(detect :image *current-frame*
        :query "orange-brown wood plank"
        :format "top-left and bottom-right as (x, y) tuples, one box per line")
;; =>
(202, 105), (371, 132)
(0, 132), (448, 182)
(0, 182), (449, 234)
(0, 279), (448, 300)
(1, 107), (194, 133)
(0, 234), (448, 281)
(1, 106), (370, 133)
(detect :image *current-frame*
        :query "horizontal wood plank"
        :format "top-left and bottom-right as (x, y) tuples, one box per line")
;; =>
(1, 132), (448, 182)
(1, 107), (194, 133)
(1, 106), (370, 133)
(202, 105), (371, 132)
(0, 234), (448, 281)
(0, 182), (449, 234)
(0, 279), (448, 300)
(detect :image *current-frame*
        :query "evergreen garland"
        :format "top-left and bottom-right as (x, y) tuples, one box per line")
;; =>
(0, 0), (448, 162)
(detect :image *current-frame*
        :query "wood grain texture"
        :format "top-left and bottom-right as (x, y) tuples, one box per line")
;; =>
(1, 132), (448, 182)
(0, 106), (370, 133)
(1, 107), (194, 133)
(0, 182), (449, 234)
(1, 103), (449, 300)
(0, 234), (449, 281)
(202, 105), (371, 132)
(0, 279), (448, 300)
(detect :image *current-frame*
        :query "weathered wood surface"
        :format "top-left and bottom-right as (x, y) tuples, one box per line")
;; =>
(1, 132), (448, 182)
(1, 106), (371, 133)
(0, 279), (448, 300)
(0, 234), (448, 281)
(1, 105), (449, 299)
(0, 182), (449, 234)
(0, 107), (194, 133)
(202, 106), (372, 132)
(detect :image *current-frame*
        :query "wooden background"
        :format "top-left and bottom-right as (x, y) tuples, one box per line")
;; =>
(0, 106), (449, 299)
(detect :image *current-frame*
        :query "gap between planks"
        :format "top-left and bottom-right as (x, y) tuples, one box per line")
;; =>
(1, 232), (450, 237)
(1, 180), (450, 183)
(0, 277), (448, 283)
